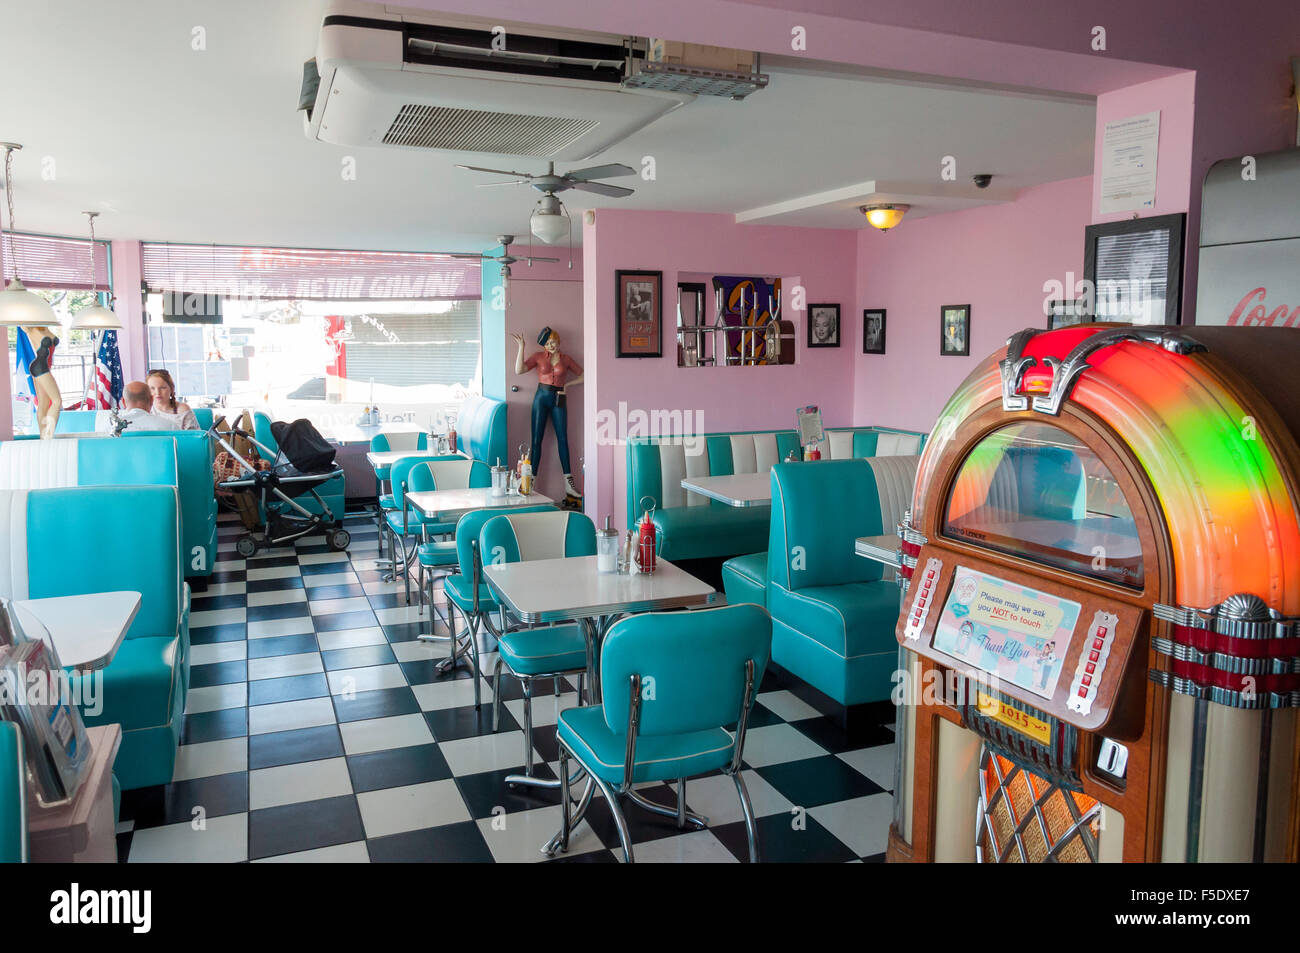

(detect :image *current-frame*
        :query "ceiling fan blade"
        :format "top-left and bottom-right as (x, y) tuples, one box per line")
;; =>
(570, 180), (635, 198)
(446, 252), (488, 259)
(565, 163), (636, 182)
(455, 164), (534, 178)
(521, 256), (562, 264)
(474, 180), (530, 188)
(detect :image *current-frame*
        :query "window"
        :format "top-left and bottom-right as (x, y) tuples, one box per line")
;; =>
(144, 295), (482, 436)
(943, 421), (1144, 588)
(8, 289), (109, 435)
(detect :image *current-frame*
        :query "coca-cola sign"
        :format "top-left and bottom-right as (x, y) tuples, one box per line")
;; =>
(1196, 239), (1300, 326)
(1226, 286), (1300, 327)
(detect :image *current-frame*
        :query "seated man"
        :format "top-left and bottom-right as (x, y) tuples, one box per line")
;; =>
(96, 381), (180, 432)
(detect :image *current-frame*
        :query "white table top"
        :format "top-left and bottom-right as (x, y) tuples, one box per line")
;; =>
(484, 555), (715, 624)
(406, 487), (554, 521)
(11, 591), (141, 671)
(680, 472), (772, 507)
(855, 534), (902, 569)
(366, 449), (439, 468)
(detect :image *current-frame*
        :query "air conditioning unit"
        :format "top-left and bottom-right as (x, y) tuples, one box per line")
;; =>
(302, 1), (693, 161)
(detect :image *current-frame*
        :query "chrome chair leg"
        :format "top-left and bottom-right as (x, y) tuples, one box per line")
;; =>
(542, 767), (594, 857)
(491, 656), (504, 732)
(522, 679), (534, 775)
(733, 771), (760, 863)
(559, 745), (572, 853)
(626, 787), (708, 829)
(595, 775), (634, 864)
(469, 618), (482, 709)
(554, 677), (561, 697)
(677, 777), (687, 829)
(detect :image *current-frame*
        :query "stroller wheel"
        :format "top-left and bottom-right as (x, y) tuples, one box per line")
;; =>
(328, 528), (352, 552)
(236, 535), (258, 558)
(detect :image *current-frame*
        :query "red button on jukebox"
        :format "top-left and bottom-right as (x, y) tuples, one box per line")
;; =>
(1092, 638), (1104, 650)
(1096, 626), (1108, 638)
(1086, 661), (1096, 674)
(1077, 686), (1088, 698)
(1089, 650), (1099, 662)
(1082, 674), (1092, 687)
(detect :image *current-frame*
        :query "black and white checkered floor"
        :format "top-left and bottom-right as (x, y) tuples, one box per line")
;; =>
(115, 509), (897, 863)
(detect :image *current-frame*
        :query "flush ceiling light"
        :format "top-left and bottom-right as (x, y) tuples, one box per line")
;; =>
(529, 194), (570, 245)
(70, 211), (121, 329)
(860, 203), (910, 232)
(0, 142), (58, 326)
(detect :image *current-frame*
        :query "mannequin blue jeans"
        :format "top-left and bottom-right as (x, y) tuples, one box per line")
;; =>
(531, 383), (570, 477)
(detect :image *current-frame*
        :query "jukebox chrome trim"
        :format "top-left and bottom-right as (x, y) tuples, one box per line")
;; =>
(999, 326), (1208, 417)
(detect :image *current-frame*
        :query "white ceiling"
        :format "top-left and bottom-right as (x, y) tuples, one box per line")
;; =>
(2, 0), (1096, 253)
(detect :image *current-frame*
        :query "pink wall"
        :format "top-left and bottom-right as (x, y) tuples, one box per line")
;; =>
(1091, 73), (1196, 224)
(852, 176), (1093, 432)
(110, 240), (147, 381)
(0, 236), (11, 439)
(504, 276), (585, 502)
(583, 209), (858, 527)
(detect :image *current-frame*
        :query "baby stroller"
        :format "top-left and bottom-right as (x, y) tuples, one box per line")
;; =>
(209, 418), (351, 558)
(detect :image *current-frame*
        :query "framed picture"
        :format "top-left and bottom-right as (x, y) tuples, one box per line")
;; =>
(862, 309), (887, 354)
(616, 270), (663, 358)
(807, 303), (840, 348)
(940, 304), (970, 356)
(1047, 299), (1088, 330)
(1083, 213), (1185, 325)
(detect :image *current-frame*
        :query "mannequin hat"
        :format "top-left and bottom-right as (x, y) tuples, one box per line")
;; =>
(537, 327), (556, 346)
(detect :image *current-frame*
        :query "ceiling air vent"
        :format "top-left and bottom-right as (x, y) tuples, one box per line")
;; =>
(383, 104), (600, 156)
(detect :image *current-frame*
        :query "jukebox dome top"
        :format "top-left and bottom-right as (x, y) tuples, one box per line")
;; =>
(913, 325), (1300, 615)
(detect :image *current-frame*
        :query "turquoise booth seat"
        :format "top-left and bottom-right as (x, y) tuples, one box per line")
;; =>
(253, 412), (346, 520)
(2, 486), (189, 791)
(0, 434), (216, 578)
(626, 426), (925, 562)
(765, 457), (919, 707)
(0, 722), (26, 863)
(192, 408), (215, 430)
(455, 394), (507, 467)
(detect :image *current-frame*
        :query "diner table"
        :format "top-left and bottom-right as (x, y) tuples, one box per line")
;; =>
(680, 472), (772, 507)
(482, 554), (716, 850)
(404, 487), (555, 654)
(10, 590), (141, 671)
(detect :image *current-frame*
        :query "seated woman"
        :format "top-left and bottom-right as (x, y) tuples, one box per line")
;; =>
(147, 369), (199, 430)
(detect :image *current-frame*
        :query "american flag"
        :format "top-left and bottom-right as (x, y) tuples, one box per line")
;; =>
(86, 330), (124, 409)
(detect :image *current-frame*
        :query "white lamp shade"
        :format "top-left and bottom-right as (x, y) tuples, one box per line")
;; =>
(0, 277), (58, 326)
(529, 209), (569, 245)
(69, 302), (122, 329)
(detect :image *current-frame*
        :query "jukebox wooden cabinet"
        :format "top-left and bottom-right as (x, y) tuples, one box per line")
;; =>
(890, 325), (1300, 863)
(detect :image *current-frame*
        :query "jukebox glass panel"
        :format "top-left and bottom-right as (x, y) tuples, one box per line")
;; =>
(943, 422), (1144, 588)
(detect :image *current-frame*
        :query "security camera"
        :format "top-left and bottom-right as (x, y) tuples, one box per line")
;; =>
(973, 174), (993, 189)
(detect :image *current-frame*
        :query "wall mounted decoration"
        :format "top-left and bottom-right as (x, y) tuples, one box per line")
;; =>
(807, 303), (840, 348)
(862, 309), (886, 354)
(1047, 299), (1088, 330)
(711, 275), (782, 365)
(940, 304), (971, 356)
(1083, 213), (1185, 325)
(616, 269), (663, 357)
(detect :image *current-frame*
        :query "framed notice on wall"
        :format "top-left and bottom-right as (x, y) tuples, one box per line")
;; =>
(616, 269), (663, 358)
(147, 323), (233, 397)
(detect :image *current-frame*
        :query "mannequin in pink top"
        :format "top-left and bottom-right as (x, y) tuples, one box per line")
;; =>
(511, 326), (584, 505)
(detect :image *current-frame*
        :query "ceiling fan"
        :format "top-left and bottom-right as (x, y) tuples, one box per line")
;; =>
(456, 161), (637, 244)
(447, 235), (560, 281)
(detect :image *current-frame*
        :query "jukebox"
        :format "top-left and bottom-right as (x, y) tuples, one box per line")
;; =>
(891, 324), (1300, 863)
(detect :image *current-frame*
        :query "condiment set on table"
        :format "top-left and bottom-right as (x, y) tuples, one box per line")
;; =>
(595, 496), (658, 575)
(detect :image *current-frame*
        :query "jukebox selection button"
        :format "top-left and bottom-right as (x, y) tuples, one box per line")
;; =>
(1088, 650), (1099, 662)
(1068, 609), (1119, 718)
(918, 597), (927, 608)
(1081, 674), (1092, 687)
(1085, 661), (1096, 674)
(1092, 638), (1104, 650)
(1077, 686), (1088, 698)
(1095, 626), (1108, 638)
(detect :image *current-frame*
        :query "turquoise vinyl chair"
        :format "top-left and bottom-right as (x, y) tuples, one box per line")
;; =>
(370, 432), (429, 555)
(399, 458), (489, 610)
(0, 722), (27, 863)
(550, 603), (772, 863)
(384, 455), (470, 599)
(478, 510), (596, 788)
(439, 503), (557, 704)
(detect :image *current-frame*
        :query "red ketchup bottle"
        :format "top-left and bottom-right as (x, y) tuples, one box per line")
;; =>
(637, 498), (657, 573)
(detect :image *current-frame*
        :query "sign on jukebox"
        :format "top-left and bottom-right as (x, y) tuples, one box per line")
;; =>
(891, 325), (1300, 863)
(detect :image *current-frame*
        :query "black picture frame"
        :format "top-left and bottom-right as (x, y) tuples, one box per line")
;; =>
(862, 309), (887, 354)
(1082, 213), (1186, 325)
(940, 304), (970, 356)
(807, 303), (840, 348)
(1047, 299), (1088, 330)
(615, 269), (663, 358)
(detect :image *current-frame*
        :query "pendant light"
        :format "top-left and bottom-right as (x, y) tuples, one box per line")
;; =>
(69, 211), (120, 329)
(529, 194), (570, 244)
(0, 143), (58, 326)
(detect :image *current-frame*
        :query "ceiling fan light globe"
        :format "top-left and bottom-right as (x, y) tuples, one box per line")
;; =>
(529, 210), (568, 244)
(69, 303), (122, 330)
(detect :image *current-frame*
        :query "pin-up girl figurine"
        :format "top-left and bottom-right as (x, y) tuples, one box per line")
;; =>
(511, 326), (583, 505)
(23, 326), (62, 439)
